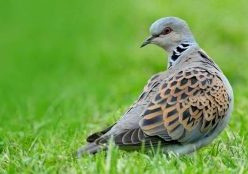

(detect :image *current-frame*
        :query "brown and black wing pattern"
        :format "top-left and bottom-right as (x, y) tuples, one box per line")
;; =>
(140, 67), (230, 142)
(86, 73), (164, 147)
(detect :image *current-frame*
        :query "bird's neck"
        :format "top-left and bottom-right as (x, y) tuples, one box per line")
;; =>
(167, 42), (197, 69)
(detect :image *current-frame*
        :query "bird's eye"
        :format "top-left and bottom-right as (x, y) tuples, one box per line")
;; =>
(161, 27), (172, 35)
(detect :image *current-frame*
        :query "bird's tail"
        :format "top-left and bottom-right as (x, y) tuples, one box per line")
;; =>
(76, 143), (107, 157)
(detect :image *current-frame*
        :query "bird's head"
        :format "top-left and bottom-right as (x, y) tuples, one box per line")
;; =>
(141, 17), (196, 52)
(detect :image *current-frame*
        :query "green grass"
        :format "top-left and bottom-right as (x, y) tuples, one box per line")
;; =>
(0, 0), (248, 173)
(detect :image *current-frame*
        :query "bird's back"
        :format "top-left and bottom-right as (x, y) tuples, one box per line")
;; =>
(108, 46), (232, 137)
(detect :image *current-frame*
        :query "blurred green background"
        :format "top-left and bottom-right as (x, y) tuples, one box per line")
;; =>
(0, 0), (248, 173)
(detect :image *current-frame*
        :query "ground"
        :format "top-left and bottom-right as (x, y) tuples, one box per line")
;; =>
(0, 0), (248, 173)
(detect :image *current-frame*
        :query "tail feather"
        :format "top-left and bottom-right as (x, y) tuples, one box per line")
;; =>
(76, 143), (107, 157)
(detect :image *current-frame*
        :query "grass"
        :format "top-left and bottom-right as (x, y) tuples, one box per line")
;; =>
(0, 0), (248, 173)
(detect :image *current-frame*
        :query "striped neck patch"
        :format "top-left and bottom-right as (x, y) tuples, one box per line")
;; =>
(168, 43), (191, 68)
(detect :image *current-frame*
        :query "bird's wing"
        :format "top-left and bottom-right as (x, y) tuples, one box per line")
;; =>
(88, 72), (164, 138)
(85, 67), (230, 148)
(139, 67), (231, 142)
(85, 73), (167, 147)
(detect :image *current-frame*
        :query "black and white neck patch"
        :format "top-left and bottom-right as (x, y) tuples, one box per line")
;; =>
(168, 43), (192, 68)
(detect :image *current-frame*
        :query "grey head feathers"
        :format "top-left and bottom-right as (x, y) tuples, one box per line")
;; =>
(142, 17), (197, 52)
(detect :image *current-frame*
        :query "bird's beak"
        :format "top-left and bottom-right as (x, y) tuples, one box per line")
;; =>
(140, 35), (157, 48)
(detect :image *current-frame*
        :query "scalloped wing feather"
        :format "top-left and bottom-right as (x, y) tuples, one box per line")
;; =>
(140, 67), (230, 142)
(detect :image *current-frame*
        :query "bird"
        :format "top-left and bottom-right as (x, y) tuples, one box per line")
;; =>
(76, 16), (233, 156)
